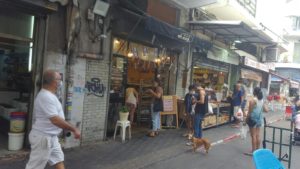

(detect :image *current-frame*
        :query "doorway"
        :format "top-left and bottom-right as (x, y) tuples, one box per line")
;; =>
(0, 8), (35, 155)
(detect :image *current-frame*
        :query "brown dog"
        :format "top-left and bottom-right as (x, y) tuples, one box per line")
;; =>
(192, 137), (211, 153)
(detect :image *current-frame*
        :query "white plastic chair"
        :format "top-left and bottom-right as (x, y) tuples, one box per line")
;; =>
(113, 120), (131, 143)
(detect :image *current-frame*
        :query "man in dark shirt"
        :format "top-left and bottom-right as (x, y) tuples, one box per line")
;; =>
(194, 85), (208, 138)
(232, 83), (243, 127)
(184, 85), (196, 140)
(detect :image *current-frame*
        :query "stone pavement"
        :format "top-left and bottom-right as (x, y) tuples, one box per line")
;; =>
(0, 110), (286, 169)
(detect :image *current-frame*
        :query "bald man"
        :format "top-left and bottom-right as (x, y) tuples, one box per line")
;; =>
(26, 70), (80, 169)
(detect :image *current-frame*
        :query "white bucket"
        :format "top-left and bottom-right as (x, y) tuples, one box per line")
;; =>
(8, 132), (24, 151)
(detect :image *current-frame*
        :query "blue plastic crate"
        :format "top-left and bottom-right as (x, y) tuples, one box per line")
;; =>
(253, 149), (285, 169)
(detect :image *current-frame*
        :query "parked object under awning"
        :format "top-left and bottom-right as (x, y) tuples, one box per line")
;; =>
(187, 20), (274, 44)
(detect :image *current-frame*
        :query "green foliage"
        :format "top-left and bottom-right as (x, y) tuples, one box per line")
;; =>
(120, 106), (129, 113)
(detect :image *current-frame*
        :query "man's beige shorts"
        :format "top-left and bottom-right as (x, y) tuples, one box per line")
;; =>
(25, 131), (64, 169)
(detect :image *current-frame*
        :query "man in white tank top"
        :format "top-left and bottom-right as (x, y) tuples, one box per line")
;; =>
(26, 70), (81, 169)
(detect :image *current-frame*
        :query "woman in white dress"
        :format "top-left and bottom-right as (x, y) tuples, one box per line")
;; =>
(126, 87), (139, 124)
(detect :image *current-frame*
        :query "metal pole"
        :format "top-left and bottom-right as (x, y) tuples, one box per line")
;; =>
(263, 117), (267, 148)
(288, 122), (293, 169)
(279, 129), (283, 161)
(272, 127), (275, 152)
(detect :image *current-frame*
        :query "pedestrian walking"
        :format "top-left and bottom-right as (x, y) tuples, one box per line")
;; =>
(183, 85), (196, 141)
(231, 83), (244, 128)
(292, 99), (300, 122)
(25, 70), (81, 169)
(147, 79), (163, 137)
(244, 87), (268, 156)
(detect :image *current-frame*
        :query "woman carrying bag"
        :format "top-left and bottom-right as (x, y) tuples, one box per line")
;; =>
(244, 87), (268, 156)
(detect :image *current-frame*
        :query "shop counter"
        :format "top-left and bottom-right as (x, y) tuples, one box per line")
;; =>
(203, 101), (231, 129)
(177, 99), (232, 129)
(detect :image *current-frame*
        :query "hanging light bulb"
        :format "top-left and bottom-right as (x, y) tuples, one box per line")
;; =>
(114, 39), (120, 45)
(127, 52), (133, 58)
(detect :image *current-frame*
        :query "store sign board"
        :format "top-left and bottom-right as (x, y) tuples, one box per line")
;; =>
(163, 96), (173, 112)
(113, 38), (158, 61)
(265, 62), (276, 71)
(207, 49), (239, 65)
(177, 33), (193, 42)
(244, 57), (269, 72)
(241, 69), (262, 82)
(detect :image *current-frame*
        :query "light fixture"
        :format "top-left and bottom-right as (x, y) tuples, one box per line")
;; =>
(234, 40), (242, 43)
(155, 58), (161, 64)
(127, 52), (133, 58)
(114, 39), (120, 45)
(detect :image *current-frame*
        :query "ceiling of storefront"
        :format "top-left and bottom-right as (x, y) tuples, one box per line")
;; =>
(187, 20), (274, 45)
(166, 0), (218, 8)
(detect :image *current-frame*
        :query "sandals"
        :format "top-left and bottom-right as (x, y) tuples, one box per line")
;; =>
(231, 124), (240, 128)
(244, 152), (253, 156)
(148, 132), (155, 137)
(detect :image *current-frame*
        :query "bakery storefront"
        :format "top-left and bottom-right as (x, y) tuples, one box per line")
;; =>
(107, 37), (180, 133)
(106, 5), (204, 135)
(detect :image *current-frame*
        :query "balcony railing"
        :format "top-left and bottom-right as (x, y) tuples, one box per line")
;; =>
(236, 0), (257, 17)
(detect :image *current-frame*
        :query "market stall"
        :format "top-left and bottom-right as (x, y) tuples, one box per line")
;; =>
(191, 52), (232, 128)
(107, 37), (179, 134)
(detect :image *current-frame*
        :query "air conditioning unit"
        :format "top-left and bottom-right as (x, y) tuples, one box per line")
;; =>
(263, 47), (279, 62)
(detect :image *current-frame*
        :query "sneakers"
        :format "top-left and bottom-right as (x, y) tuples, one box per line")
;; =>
(188, 133), (193, 140)
(182, 133), (189, 137)
(243, 152), (253, 156)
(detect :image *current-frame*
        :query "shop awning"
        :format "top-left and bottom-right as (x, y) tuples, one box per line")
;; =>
(145, 17), (212, 50)
(270, 72), (289, 82)
(187, 21), (274, 44)
(146, 17), (193, 43)
(290, 80), (300, 89)
(112, 6), (212, 51)
(271, 75), (284, 82)
(0, 0), (58, 15)
(241, 69), (262, 81)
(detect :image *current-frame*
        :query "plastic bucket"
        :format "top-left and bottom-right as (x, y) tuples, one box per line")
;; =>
(10, 112), (26, 133)
(8, 132), (24, 151)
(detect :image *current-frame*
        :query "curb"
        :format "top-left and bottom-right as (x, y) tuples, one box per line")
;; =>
(267, 116), (285, 125)
(0, 151), (28, 164)
(211, 116), (284, 147)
